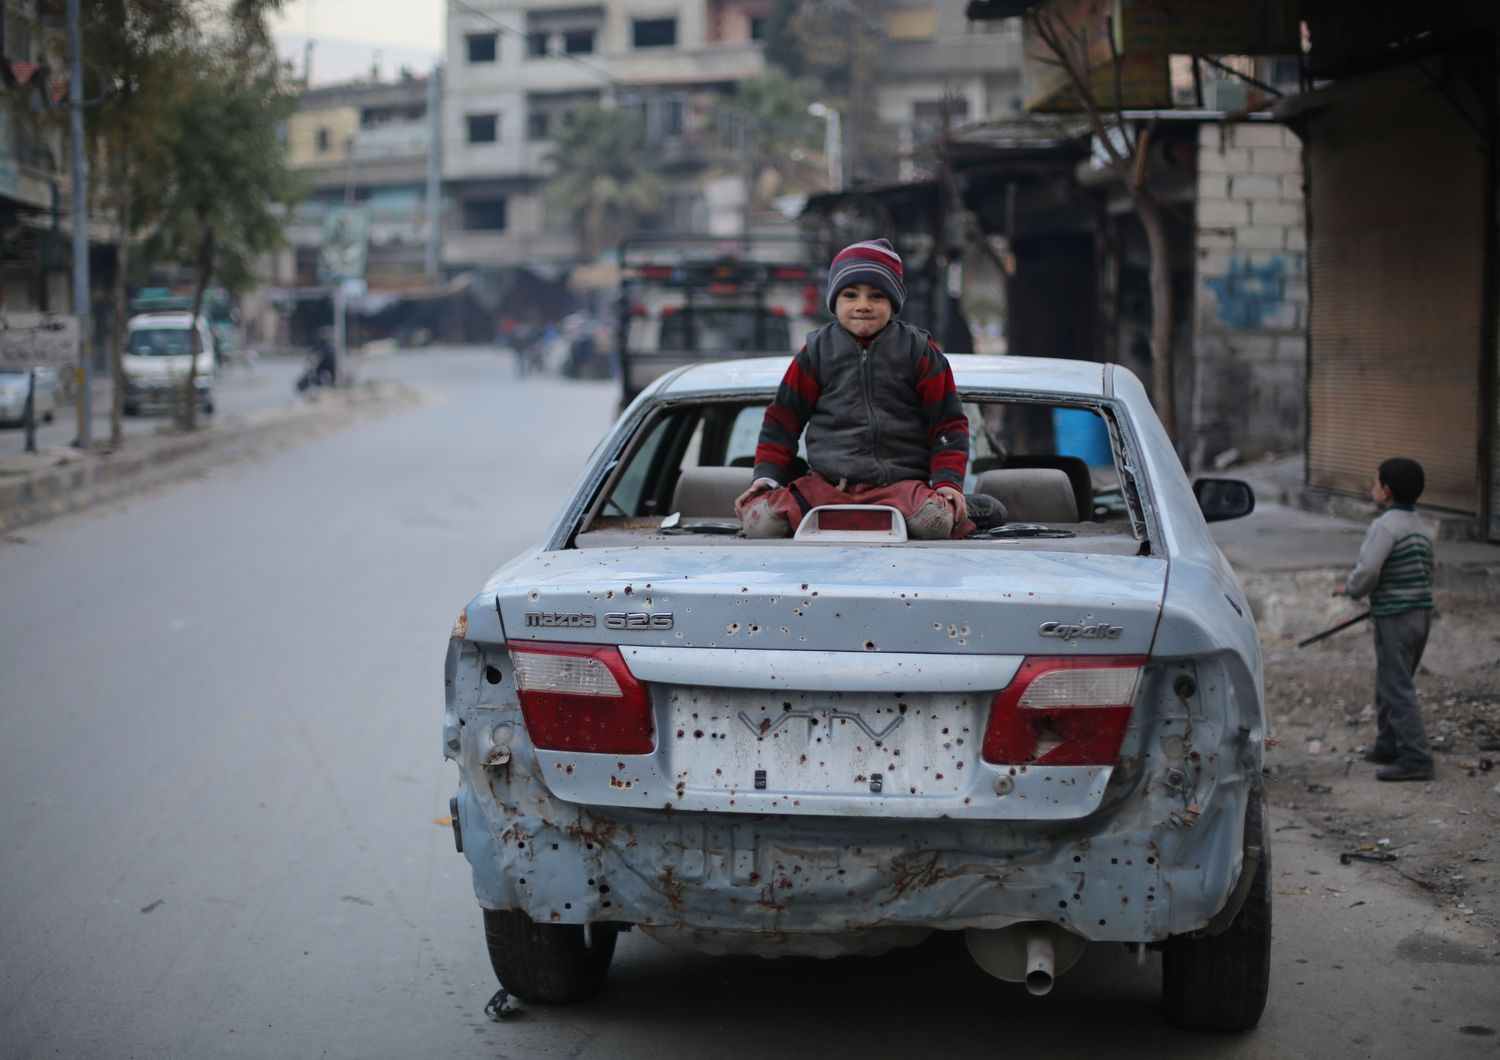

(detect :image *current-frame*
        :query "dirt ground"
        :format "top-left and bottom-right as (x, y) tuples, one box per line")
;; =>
(1241, 567), (1500, 951)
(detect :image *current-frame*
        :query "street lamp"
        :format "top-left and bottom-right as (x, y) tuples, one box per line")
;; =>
(807, 102), (843, 193)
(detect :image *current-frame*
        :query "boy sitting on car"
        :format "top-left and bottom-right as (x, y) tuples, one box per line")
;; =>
(734, 238), (976, 540)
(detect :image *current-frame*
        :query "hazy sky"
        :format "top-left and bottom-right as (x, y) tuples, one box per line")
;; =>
(272, 0), (444, 84)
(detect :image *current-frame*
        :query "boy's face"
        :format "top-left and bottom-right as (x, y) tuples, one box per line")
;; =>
(835, 284), (893, 338)
(1370, 474), (1394, 508)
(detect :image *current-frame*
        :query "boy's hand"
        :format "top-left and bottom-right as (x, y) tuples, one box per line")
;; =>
(935, 484), (966, 523)
(735, 477), (778, 518)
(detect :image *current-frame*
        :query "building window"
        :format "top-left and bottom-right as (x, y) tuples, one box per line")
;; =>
(528, 111), (549, 141)
(748, 16), (766, 40)
(463, 198), (508, 231)
(316, 127), (331, 152)
(563, 28), (595, 53)
(466, 33), (497, 63)
(632, 17), (677, 48)
(467, 114), (498, 143)
(527, 33), (549, 57)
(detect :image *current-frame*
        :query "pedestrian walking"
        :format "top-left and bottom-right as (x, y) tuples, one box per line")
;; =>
(1334, 457), (1436, 781)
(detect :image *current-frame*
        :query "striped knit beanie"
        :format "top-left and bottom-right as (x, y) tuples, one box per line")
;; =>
(826, 238), (905, 314)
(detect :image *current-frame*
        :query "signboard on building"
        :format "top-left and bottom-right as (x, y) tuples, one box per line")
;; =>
(318, 206), (371, 283)
(0, 312), (81, 369)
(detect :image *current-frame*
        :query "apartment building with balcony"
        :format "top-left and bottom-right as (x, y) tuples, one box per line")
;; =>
(869, 5), (1024, 184)
(441, 0), (770, 274)
(0, 0), (71, 313)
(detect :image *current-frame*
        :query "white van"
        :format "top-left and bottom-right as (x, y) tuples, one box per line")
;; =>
(122, 312), (216, 415)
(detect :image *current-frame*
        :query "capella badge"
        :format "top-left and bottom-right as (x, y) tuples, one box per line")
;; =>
(1039, 620), (1124, 640)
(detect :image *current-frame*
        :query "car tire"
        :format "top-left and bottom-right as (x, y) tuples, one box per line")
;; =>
(1161, 783), (1271, 1032)
(482, 908), (617, 1003)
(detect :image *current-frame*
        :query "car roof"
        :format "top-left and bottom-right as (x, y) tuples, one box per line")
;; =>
(658, 354), (1110, 399)
(127, 312), (203, 327)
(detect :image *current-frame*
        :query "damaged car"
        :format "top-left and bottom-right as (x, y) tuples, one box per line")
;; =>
(444, 355), (1268, 1031)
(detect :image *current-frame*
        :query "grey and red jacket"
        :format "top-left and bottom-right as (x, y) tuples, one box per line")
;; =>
(753, 320), (969, 490)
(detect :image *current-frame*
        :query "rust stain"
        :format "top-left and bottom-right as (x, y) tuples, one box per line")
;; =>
(883, 851), (945, 903)
(450, 609), (468, 640)
(658, 865), (686, 911)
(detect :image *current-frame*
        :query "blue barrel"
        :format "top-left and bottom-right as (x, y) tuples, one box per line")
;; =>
(1052, 407), (1113, 467)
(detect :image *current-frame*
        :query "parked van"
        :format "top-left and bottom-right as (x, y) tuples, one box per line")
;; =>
(122, 312), (216, 416)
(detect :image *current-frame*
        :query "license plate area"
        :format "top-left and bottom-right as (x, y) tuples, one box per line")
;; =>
(662, 687), (985, 797)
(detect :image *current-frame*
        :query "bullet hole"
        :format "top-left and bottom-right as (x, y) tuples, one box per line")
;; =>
(516, 841), (525, 849)
(1058, 900), (1068, 909)
(1146, 856), (1156, 864)
(1173, 674), (1197, 699)
(863, 641), (876, 651)
(484, 666), (502, 684)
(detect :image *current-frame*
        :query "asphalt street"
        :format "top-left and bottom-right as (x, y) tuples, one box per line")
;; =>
(1, 348), (1496, 1059)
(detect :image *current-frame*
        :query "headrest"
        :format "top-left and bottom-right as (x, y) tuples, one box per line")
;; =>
(670, 466), (754, 517)
(975, 467), (1078, 523)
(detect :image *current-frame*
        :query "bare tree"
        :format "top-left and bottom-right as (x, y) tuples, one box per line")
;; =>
(1029, 6), (1177, 445)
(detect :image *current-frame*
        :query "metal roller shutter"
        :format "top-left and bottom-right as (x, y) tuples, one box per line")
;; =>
(1306, 58), (1486, 515)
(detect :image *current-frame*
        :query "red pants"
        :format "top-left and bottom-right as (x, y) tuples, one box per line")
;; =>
(747, 472), (974, 539)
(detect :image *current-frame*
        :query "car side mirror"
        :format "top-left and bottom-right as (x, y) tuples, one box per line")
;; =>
(1193, 478), (1255, 523)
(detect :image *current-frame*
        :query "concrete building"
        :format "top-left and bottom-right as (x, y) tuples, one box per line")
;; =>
(0, 0), (74, 315)
(280, 73), (437, 292)
(868, 6), (1025, 184)
(441, 0), (769, 274)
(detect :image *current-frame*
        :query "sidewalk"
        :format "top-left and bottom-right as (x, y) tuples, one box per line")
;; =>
(0, 379), (419, 533)
(1210, 454), (1499, 579)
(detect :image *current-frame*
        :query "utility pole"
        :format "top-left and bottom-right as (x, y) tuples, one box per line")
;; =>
(425, 64), (441, 280)
(847, 0), (863, 187)
(66, 0), (91, 448)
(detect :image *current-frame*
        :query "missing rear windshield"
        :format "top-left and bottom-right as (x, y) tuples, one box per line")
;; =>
(574, 396), (1145, 551)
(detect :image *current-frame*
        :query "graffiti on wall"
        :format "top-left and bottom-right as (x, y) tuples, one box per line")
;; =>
(1203, 254), (1286, 329)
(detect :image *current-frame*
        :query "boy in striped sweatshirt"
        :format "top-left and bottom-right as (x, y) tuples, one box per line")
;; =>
(1334, 458), (1436, 782)
(734, 238), (975, 540)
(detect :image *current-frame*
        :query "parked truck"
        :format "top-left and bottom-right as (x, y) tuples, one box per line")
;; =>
(614, 233), (828, 406)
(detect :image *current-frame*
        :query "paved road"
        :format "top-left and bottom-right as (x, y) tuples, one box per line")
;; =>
(1, 348), (1496, 1059)
(0, 355), (305, 460)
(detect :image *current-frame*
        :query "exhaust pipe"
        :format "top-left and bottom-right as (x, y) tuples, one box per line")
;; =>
(1024, 929), (1055, 996)
(966, 922), (1086, 996)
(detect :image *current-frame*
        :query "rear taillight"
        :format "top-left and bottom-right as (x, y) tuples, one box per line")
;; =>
(509, 642), (655, 754)
(980, 656), (1144, 766)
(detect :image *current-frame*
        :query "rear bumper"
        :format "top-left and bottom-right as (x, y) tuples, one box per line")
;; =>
(451, 701), (1256, 945)
(124, 377), (212, 402)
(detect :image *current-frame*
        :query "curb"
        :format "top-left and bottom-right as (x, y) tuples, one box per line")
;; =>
(0, 380), (421, 533)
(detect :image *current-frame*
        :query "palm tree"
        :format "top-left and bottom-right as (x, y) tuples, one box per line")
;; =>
(729, 69), (826, 207)
(545, 107), (663, 260)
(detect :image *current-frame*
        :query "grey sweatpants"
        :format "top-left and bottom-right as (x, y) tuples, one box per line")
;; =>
(1372, 609), (1433, 767)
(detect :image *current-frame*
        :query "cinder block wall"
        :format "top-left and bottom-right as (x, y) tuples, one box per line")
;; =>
(1190, 122), (1307, 469)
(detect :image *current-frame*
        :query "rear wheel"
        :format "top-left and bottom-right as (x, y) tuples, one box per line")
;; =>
(483, 908), (617, 1003)
(1161, 784), (1271, 1031)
